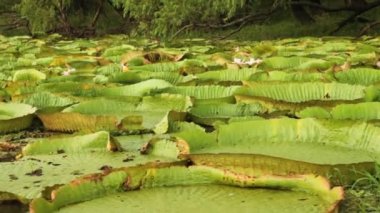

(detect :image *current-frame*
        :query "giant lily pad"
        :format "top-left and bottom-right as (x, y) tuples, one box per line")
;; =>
(0, 103), (36, 132)
(0, 133), (181, 203)
(22, 131), (113, 155)
(38, 95), (191, 133)
(298, 102), (380, 121)
(12, 69), (46, 82)
(172, 118), (379, 183)
(30, 165), (343, 213)
(237, 82), (373, 103)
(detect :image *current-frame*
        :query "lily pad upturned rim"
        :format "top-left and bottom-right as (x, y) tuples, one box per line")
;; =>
(0, 103), (36, 120)
(29, 164), (344, 213)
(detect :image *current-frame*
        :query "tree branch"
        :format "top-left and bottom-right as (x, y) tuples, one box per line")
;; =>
(168, 8), (276, 40)
(170, 24), (194, 40)
(196, 8), (276, 29)
(91, 0), (104, 28)
(330, 0), (380, 34)
(359, 20), (380, 36)
(56, 0), (72, 35)
(216, 21), (247, 40)
(289, 1), (362, 12)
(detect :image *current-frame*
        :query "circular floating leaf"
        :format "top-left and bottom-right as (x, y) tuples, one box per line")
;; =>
(13, 69), (46, 82)
(0, 103), (36, 132)
(30, 166), (343, 213)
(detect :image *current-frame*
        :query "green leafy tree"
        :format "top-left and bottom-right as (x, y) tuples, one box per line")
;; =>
(2, 0), (379, 37)
(111, 0), (380, 38)
(15, 0), (125, 36)
(111, 0), (263, 36)
(17, 0), (62, 35)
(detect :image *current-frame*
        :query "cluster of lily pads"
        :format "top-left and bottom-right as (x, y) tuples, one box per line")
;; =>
(0, 34), (380, 212)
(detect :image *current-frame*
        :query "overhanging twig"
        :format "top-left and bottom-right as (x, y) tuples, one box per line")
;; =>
(170, 24), (194, 40)
(216, 21), (247, 40)
(330, 0), (380, 34)
(290, 1), (363, 12)
(359, 20), (380, 36)
(91, 0), (104, 28)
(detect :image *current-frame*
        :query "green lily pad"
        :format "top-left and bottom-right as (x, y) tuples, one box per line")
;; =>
(30, 165), (343, 213)
(0, 103), (36, 133)
(0, 132), (180, 203)
(13, 69), (46, 82)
